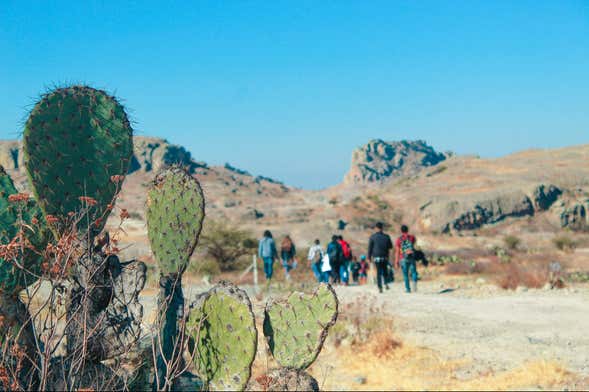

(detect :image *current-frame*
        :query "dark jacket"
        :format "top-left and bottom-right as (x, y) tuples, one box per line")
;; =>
(367, 231), (393, 260)
(327, 240), (342, 267)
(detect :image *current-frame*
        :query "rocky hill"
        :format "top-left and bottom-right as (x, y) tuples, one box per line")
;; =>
(1, 136), (588, 260)
(343, 139), (448, 184)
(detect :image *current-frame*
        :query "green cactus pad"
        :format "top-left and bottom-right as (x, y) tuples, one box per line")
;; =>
(146, 165), (205, 275)
(0, 166), (51, 294)
(23, 85), (133, 235)
(187, 281), (257, 391)
(263, 283), (338, 370)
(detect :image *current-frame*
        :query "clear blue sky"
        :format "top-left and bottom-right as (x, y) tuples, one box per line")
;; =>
(1, 1), (588, 189)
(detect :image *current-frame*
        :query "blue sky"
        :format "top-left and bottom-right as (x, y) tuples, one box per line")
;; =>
(1, 1), (588, 189)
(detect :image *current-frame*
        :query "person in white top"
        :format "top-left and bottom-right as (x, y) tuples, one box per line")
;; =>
(307, 239), (324, 282)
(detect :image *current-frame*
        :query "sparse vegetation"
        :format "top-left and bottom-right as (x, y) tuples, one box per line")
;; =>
(553, 235), (577, 252)
(199, 220), (258, 271)
(503, 235), (521, 250)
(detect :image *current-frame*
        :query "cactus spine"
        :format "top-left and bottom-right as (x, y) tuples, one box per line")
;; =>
(187, 281), (257, 391)
(15, 85), (146, 389)
(146, 165), (205, 390)
(261, 284), (339, 390)
(23, 85), (133, 237)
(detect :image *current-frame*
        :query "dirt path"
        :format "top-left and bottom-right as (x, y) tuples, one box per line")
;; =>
(335, 282), (589, 378)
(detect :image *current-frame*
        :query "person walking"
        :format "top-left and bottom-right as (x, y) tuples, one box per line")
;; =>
(307, 239), (324, 282)
(358, 255), (369, 285)
(367, 222), (393, 293)
(395, 225), (418, 293)
(337, 235), (352, 285)
(258, 230), (278, 280)
(280, 235), (297, 281)
(327, 235), (343, 284)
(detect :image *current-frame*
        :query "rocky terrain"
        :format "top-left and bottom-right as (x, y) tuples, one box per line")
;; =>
(343, 139), (449, 185)
(1, 136), (588, 260)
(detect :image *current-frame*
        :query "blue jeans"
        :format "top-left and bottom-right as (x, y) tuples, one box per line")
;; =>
(311, 262), (322, 282)
(263, 257), (274, 280)
(401, 258), (417, 292)
(320, 271), (330, 283)
(340, 264), (349, 284)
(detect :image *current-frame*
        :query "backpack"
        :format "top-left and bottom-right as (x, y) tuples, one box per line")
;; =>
(400, 235), (415, 257)
(340, 240), (352, 260)
(328, 242), (339, 263)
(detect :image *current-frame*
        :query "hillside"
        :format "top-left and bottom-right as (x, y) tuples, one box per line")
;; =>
(1, 137), (588, 263)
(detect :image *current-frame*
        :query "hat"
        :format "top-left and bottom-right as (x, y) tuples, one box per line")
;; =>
(360, 255), (366, 261)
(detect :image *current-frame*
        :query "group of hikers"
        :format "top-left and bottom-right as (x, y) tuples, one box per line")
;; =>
(258, 222), (423, 293)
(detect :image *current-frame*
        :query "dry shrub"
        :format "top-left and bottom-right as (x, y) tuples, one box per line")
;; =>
(368, 330), (402, 358)
(495, 262), (548, 290)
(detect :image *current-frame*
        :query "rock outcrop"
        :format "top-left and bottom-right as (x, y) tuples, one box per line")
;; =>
(560, 201), (588, 231)
(422, 191), (535, 233)
(344, 139), (447, 184)
(533, 184), (562, 210)
(0, 136), (207, 179)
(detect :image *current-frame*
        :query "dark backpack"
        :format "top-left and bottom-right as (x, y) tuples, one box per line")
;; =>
(400, 235), (415, 258)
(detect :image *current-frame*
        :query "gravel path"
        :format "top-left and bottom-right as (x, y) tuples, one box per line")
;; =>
(335, 282), (589, 377)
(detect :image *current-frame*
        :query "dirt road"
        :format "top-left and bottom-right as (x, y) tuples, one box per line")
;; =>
(335, 281), (589, 378)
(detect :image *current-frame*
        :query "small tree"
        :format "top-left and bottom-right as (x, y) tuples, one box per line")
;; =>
(503, 235), (521, 250)
(200, 220), (257, 271)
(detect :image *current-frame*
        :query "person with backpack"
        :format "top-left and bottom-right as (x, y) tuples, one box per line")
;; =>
(351, 255), (361, 284)
(395, 225), (418, 293)
(258, 230), (278, 280)
(307, 239), (324, 282)
(280, 235), (297, 281)
(367, 222), (393, 293)
(327, 235), (343, 284)
(358, 254), (369, 285)
(337, 235), (352, 286)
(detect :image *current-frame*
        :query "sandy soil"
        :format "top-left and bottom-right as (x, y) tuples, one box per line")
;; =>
(335, 281), (589, 379)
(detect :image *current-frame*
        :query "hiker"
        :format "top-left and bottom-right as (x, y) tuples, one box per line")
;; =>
(320, 250), (332, 283)
(367, 222), (393, 293)
(358, 255), (369, 285)
(351, 256), (361, 284)
(395, 225), (418, 293)
(327, 235), (343, 284)
(337, 235), (352, 285)
(258, 230), (278, 280)
(307, 239), (324, 282)
(280, 235), (297, 281)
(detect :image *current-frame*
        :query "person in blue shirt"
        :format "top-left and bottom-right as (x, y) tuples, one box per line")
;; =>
(258, 230), (278, 280)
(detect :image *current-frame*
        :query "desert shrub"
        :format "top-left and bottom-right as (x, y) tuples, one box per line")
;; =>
(199, 220), (257, 271)
(186, 257), (221, 277)
(553, 235), (576, 252)
(567, 271), (589, 283)
(495, 263), (548, 290)
(503, 235), (521, 250)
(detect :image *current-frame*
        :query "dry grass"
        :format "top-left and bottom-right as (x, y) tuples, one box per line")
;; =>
(315, 334), (580, 391)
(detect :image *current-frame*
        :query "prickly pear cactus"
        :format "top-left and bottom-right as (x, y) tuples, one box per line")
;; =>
(187, 281), (257, 391)
(146, 165), (205, 274)
(23, 85), (133, 236)
(0, 166), (51, 294)
(263, 284), (338, 370)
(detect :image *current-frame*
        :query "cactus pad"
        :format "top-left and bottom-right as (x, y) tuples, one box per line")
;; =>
(0, 166), (51, 294)
(23, 85), (133, 235)
(187, 281), (257, 391)
(146, 165), (205, 275)
(263, 284), (338, 370)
